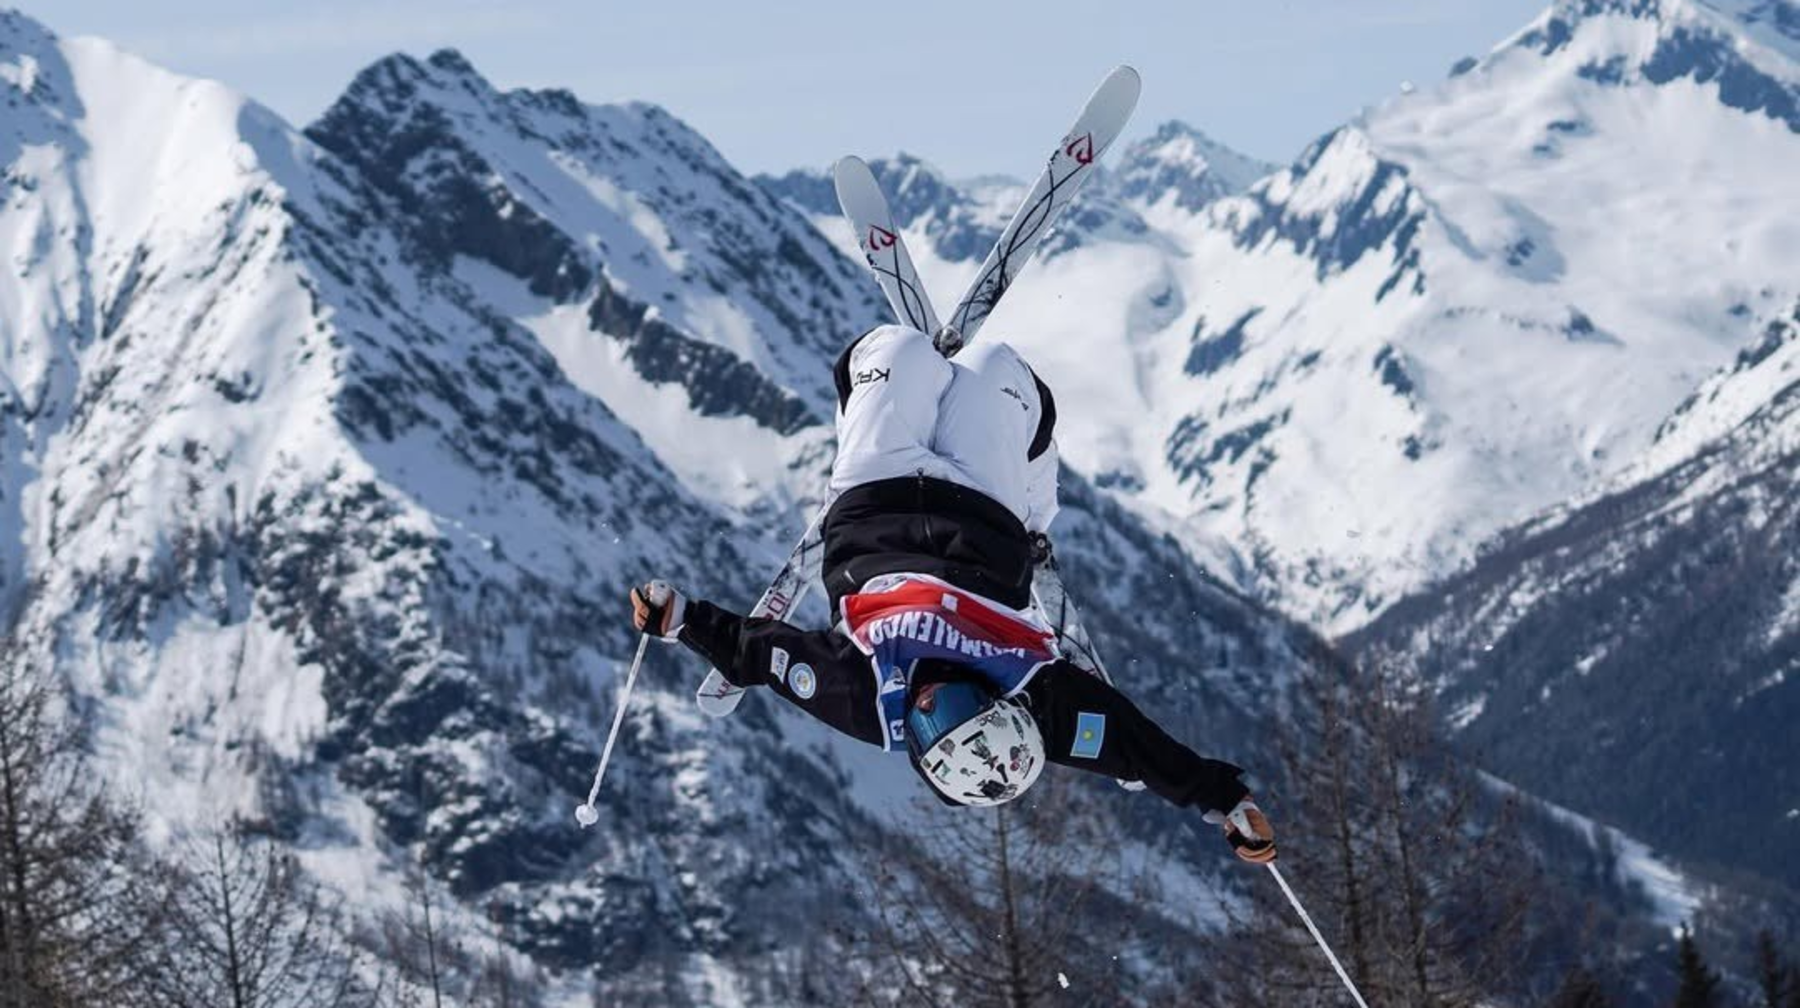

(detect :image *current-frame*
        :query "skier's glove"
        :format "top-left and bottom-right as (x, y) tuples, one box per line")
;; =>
(1206, 796), (1276, 864)
(630, 580), (687, 641)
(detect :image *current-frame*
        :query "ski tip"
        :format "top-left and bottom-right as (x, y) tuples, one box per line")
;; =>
(833, 156), (880, 206)
(1102, 64), (1143, 104)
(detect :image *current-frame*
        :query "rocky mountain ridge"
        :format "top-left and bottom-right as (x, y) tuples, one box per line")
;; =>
(0, 10), (1333, 1002)
(761, 0), (1798, 637)
(4, 2), (1795, 1001)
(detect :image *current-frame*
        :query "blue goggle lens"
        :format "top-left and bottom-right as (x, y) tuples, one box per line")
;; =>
(905, 681), (991, 758)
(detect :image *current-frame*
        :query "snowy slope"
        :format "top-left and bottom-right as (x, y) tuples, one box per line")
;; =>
(761, 2), (1799, 634)
(0, 13), (888, 998)
(1352, 297), (1798, 890)
(1111, 120), (1277, 215)
(1132, 0), (1800, 631)
(0, 14), (848, 995)
(302, 49), (890, 510)
(6, 3), (1790, 999)
(0, 12), (1338, 1002)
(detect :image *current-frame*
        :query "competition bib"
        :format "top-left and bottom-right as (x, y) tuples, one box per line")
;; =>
(841, 573), (1057, 749)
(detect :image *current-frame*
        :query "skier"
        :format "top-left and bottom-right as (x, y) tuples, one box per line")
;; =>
(629, 324), (1275, 863)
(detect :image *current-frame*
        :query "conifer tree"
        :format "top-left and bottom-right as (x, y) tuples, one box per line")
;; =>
(1672, 924), (1721, 1008)
(1758, 931), (1792, 1008)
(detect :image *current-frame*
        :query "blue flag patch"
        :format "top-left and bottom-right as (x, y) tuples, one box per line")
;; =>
(1070, 712), (1106, 759)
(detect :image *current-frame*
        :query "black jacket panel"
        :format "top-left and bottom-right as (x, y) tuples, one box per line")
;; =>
(1021, 663), (1248, 813)
(820, 476), (1034, 612)
(680, 600), (1247, 814)
(680, 600), (884, 746)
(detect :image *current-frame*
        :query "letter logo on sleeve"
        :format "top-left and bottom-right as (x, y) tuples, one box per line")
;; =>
(769, 647), (790, 685)
(1070, 712), (1106, 759)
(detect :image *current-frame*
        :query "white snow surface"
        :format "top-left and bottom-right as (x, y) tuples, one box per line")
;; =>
(0, 14), (870, 999)
(4, 1), (1786, 995)
(786, 0), (1799, 633)
(1145, 0), (1796, 632)
(2, 11), (1284, 1000)
(1483, 772), (1707, 931)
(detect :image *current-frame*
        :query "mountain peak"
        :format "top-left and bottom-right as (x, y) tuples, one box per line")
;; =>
(325, 45), (523, 134)
(1, 6), (53, 42)
(1143, 118), (1229, 146)
(1488, 0), (1800, 130)
(1113, 119), (1274, 213)
(867, 152), (970, 219)
(0, 8), (61, 106)
(1545, 0), (1796, 27)
(424, 47), (478, 77)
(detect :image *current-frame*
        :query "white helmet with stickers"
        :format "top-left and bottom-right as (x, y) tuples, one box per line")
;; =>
(906, 677), (1045, 807)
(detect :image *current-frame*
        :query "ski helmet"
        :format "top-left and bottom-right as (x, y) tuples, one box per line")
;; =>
(905, 674), (1045, 807)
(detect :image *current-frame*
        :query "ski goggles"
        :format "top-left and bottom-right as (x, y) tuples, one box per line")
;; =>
(903, 680), (991, 761)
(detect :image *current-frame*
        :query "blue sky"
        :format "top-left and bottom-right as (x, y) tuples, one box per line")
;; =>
(30, 0), (1549, 178)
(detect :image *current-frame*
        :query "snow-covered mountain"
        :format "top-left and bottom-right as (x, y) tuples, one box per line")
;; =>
(749, 4), (1800, 951)
(7, 0), (1797, 999)
(1111, 121), (1276, 214)
(764, 0), (1798, 635)
(1161, 0), (1797, 631)
(1351, 296), (1798, 891)
(0, 9), (1337, 1002)
(760, 152), (1018, 267)
(0, 14), (860, 992)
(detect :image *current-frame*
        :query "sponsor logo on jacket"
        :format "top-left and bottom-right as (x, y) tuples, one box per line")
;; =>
(860, 609), (1034, 661)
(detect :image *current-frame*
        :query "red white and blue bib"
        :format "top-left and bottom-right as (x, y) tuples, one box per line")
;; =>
(840, 573), (1058, 750)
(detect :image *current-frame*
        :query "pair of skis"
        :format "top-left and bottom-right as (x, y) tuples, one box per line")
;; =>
(695, 65), (1143, 718)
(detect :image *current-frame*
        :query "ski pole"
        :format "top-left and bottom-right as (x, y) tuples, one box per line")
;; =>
(1267, 863), (1372, 1008)
(574, 632), (650, 828)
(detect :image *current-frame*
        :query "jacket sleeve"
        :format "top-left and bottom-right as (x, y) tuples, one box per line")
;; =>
(1023, 662), (1249, 814)
(677, 599), (887, 747)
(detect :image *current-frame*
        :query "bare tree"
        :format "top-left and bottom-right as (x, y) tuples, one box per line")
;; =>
(373, 867), (451, 1008)
(144, 822), (370, 1008)
(464, 948), (542, 1008)
(0, 648), (172, 1007)
(371, 863), (545, 1008)
(845, 776), (1153, 1008)
(1201, 653), (1535, 1008)
(1545, 963), (1613, 1007)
